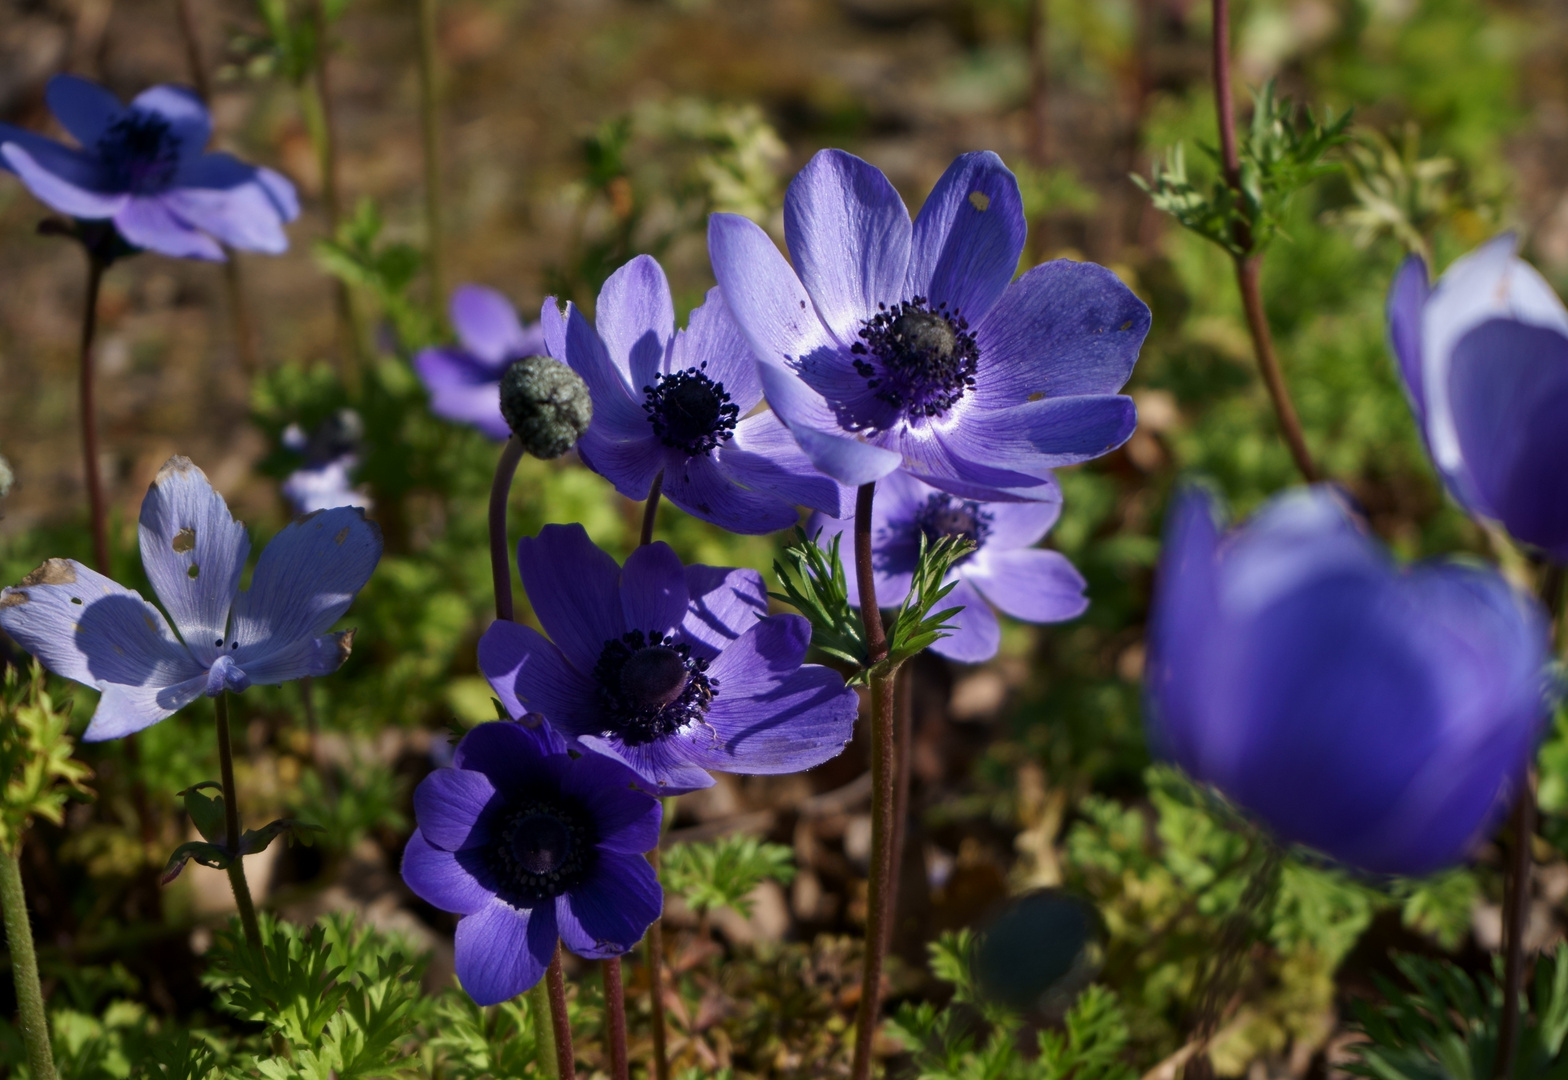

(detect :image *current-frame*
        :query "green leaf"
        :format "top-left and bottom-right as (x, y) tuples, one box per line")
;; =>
(770, 528), (867, 671)
(0, 661), (92, 853)
(178, 781), (227, 844)
(661, 834), (796, 919)
(160, 840), (233, 885)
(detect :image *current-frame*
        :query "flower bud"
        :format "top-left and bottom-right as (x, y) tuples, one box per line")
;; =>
(498, 356), (593, 459)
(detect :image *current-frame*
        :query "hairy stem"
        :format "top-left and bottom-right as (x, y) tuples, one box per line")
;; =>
(1210, 0), (1318, 484)
(215, 693), (262, 948)
(1, 845), (57, 1080)
(489, 436), (527, 622)
(885, 663), (914, 956)
(529, 979), (560, 1079)
(415, 0), (446, 304)
(546, 945), (576, 1080)
(851, 481), (896, 1080)
(603, 958), (629, 1080)
(78, 255), (109, 575)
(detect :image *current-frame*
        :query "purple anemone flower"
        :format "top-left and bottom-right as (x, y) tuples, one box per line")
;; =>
(414, 285), (550, 441)
(0, 75), (299, 261)
(0, 456), (381, 741)
(478, 523), (859, 794)
(708, 150), (1149, 501)
(1389, 234), (1568, 560)
(1147, 485), (1550, 877)
(544, 255), (849, 534)
(280, 411), (370, 515)
(401, 720), (662, 1005)
(809, 471), (1086, 663)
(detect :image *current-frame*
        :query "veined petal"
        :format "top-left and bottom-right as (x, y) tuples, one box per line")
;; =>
(621, 543), (690, 637)
(46, 75), (124, 146)
(452, 720), (572, 798)
(413, 768), (499, 851)
(161, 183), (289, 254)
(401, 830), (495, 915)
(707, 213), (837, 367)
(115, 197), (225, 260)
(0, 138), (126, 218)
(575, 428), (668, 499)
(925, 578), (999, 664)
(477, 621), (599, 725)
(597, 255), (675, 392)
(455, 899), (556, 1005)
(558, 753), (662, 855)
(660, 453), (802, 536)
(905, 151), (1025, 326)
(556, 853), (661, 958)
(237, 630), (356, 686)
(724, 411), (853, 518)
(563, 303), (650, 436)
(517, 524), (626, 671)
(672, 288), (763, 411)
(965, 548), (1087, 624)
(575, 734), (716, 794)
(681, 565), (768, 661)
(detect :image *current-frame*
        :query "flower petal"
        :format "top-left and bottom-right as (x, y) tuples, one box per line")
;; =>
(451, 285), (529, 366)
(926, 578), (999, 663)
(965, 548), (1087, 623)
(161, 180), (289, 254)
(575, 429), (668, 500)
(784, 149), (911, 339)
(517, 524), (627, 671)
(256, 167), (300, 221)
(597, 255), (675, 392)
(413, 768), (499, 851)
(541, 298), (567, 360)
(137, 456), (250, 665)
(981, 493), (1062, 550)
(564, 302), (654, 439)
(682, 565), (768, 661)
(478, 620), (600, 725)
(46, 75), (124, 146)
(559, 754), (662, 855)
(556, 852), (662, 958)
(229, 507), (382, 672)
(455, 899), (557, 1005)
(724, 411), (853, 518)
(905, 151), (1025, 325)
(452, 719), (571, 795)
(575, 733), (717, 794)
(707, 212), (837, 366)
(620, 542), (690, 637)
(672, 288), (763, 411)
(114, 197), (224, 260)
(1387, 254), (1429, 425)
(661, 453), (802, 536)
(894, 421), (1059, 502)
(401, 829), (496, 915)
(0, 137), (126, 217)
(129, 85), (211, 155)
(414, 346), (511, 440)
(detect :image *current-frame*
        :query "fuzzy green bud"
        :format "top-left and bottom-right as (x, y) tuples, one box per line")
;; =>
(499, 356), (593, 459)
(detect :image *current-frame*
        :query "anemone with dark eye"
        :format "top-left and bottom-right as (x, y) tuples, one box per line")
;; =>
(642, 362), (740, 456)
(850, 296), (980, 421)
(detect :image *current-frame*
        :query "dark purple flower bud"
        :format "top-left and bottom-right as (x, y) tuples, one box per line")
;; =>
(1146, 484), (1551, 877)
(414, 285), (551, 441)
(400, 721), (662, 1004)
(808, 470), (1086, 663)
(477, 523), (860, 794)
(0, 76), (299, 261)
(1388, 235), (1568, 560)
(498, 355), (592, 459)
(708, 149), (1150, 501)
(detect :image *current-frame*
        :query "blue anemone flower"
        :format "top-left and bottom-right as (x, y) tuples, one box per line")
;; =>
(478, 523), (859, 794)
(280, 410), (370, 515)
(809, 470), (1086, 662)
(401, 720), (662, 1005)
(1389, 235), (1568, 560)
(0, 75), (299, 261)
(707, 149), (1150, 500)
(414, 285), (550, 441)
(543, 255), (849, 534)
(0, 456), (381, 741)
(1147, 484), (1550, 877)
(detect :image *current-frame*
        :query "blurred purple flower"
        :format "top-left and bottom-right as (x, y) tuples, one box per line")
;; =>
(545, 255), (849, 534)
(1389, 235), (1568, 560)
(280, 411), (371, 515)
(0, 456), (380, 741)
(708, 149), (1149, 500)
(478, 523), (859, 794)
(401, 720), (661, 1004)
(414, 285), (549, 440)
(809, 471), (1085, 663)
(1147, 484), (1550, 877)
(0, 75), (299, 261)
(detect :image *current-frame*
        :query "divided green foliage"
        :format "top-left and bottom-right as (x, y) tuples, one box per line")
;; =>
(419, 994), (545, 1080)
(0, 662), (91, 853)
(662, 834), (797, 919)
(315, 199), (436, 349)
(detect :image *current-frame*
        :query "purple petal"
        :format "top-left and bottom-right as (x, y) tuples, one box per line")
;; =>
(981, 494), (1062, 550)
(965, 548), (1087, 623)
(137, 456), (250, 666)
(129, 85), (211, 155)
(256, 167), (300, 221)
(893, 421), (1060, 502)
(541, 298), (567, 360)
(114, 197), (225, 260)
(784, 149), (911, 338)
(413, 346), (510, 440)
(972, 260), (1150, 406)
(681, 565), (768, 661)
(597, 255), (675, 392)
(0, 138), (126, 217)
(558, 753), (662, 855)
(575, 734), (717, 794)
(161, 182), (289, 254)
(401, 829), (496, 915)
(575, 428), (668, 500)
(925, 578), (999, 663)
(556, 852), (662, 958)
(724, 411), (853, 519)
(757, 359), (902, 486)
(451, 285), (529, 366)
(707, 212), (837, 368)
(671, 288), (763, 411)
(988, 394), (1137, 468)
(413, 768), (499, 850)
(704, 614), (810, 693)
(1387, 254), (1429, 424)
(233, 630), (355, 685)
(660, 453), (801, 536)
(564, 302), (653, 439)
(0, 560), (207, 741)
(517, 524), (627, 671)
(230, 507), (382, 677)
(455, 900), (557, 1005)
(46, 75), (124, 146)
(452, 720), (571, 794)
(478, 620), (599, 723)
(620, 542), (690, 637)
(905, 151), (1025, 325)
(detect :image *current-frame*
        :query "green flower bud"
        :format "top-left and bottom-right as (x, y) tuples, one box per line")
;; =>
(499, 356), (593, 459)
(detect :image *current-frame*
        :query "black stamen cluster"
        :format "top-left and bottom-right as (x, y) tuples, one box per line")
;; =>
(851, 296), (979, 420)
(488, 800), (593, 905)
(642, 364), (740, 456)
(592, 629), (718, 747)
(98, 115), (181, 193)
(914, 493), (993, 564)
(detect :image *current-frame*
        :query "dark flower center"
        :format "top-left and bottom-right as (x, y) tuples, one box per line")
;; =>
(592, 630), (717, 747)
(489, 801), (592, 905)
(851, 297), (979, 421)
(913, 493), (992, 564)
(643, 364), (740, 456)
(97, 115), (182, 193)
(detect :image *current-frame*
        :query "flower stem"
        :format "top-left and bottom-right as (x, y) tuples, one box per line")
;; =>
(602, 958), (629, 1080)
(851, 481), (896, 1080)
(78, 254), (110, 575)
(1209, 0), (1318, 484)
(489, 436), (527, 622)
(1, 845), (57, 1080)
(885, 663), (914, 955)
(529, 979), (560, 1079)
(637, 473), (672, 1080)
(640, 471), (664, 549)
(415, 0), (446, 305)
(215, 692), (262, 949)
(546, 944), (576, 1080)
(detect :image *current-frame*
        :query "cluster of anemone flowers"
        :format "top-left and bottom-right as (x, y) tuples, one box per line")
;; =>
(1, 63), (1564, 1080)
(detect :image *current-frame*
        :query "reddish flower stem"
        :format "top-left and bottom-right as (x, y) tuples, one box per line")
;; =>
(603, 958), (629, 1080)
(639, 474), (670, 1080)
(546, 946), (576, 1080)
(640, 472), (664, 549)
(78, 255), (110, 575)
(489, 436), (526, 622)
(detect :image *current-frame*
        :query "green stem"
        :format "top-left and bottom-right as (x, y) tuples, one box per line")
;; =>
(1, 846), (57, 1080)
(215, 693), (262, 948)
(529, 979), (560, 1079)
